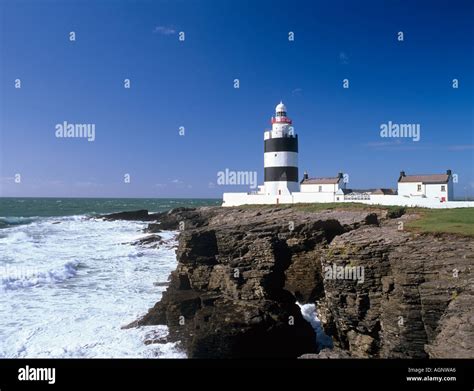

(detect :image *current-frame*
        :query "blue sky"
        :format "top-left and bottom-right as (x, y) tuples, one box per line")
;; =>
(1, 0), (473, 198)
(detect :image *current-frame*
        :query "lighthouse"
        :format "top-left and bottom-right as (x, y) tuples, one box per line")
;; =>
(263, 102), (300, 196)
(222, 101), (467, 208)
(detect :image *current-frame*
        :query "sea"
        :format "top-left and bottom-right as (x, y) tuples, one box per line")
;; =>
(0, 198), (220, 358)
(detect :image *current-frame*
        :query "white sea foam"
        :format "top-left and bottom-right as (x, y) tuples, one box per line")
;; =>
(0, 216), (184, 358)
(1, 260), (79, 291)
(298, 302), (333, 351)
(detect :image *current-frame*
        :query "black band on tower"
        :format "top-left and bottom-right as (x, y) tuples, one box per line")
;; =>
(264, 167), (299, 182)
(264, 136), (298, 153)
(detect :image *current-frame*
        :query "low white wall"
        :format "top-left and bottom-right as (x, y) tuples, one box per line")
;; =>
(223, 192), (474, 209)
(348, 195), (474, 209)
(222, 192), (293, 206)
(293, 192), (334, 203)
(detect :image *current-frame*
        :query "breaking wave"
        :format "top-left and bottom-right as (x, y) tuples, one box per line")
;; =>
(0, 216), (37, 229)
(1, 260), (79, 291)
(0, 215), (184, 358)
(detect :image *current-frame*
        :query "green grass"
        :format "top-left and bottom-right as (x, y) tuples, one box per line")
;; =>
(406, 208), (474, 237)
(237, 202), (401, 212)
(237, 202), (419, 217)
(237, 202), (474, 237)
(290, 202), (407, 213)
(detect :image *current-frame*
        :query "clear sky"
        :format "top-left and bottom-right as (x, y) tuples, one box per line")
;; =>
(1, 0), (473, 198)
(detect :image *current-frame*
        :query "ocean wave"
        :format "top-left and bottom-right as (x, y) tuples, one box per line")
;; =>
(1, 261), (79, 291)
(0, 214), (180, 357)
(0, 216), (37, 229)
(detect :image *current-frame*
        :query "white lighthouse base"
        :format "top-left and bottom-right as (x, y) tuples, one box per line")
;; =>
(263, 181), (300, 196)
(222, 191), (474, 209)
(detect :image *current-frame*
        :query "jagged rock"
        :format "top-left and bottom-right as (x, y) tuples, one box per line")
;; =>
(147, 207), (213, 230)
(134, 206), (388, 358)
(425, 293), (474, 358)
(145, 224), (162, 233)
(131, 234), (163, 247)
(300, 347), (352, 359)
(318, 217), (474, 358)
(144, 335), (168, 345)
(100, 209), (151, 221)
(153, 281), (170, 287)
(122, 205), (472, 359)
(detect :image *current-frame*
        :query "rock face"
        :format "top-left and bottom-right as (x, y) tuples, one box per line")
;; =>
(146, 207), (215, 231)
(317, 216), (474, 358)
(118, 206), (473, 359)
(134, 207), (380, 358)
(99, 209), (151, 221)
(131, 234), (163, 248)
(300, 347), (351, 359)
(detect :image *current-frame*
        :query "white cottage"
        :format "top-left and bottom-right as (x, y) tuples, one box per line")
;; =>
(397, 170), (453, 202)
(299, 172), (345, 202)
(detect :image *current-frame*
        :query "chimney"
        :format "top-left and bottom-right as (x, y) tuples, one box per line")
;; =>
(303, 171), (309, 180)
(399, 171), (406, 182)
(338, 172), (343, 179)
(446, 169), (452, 176)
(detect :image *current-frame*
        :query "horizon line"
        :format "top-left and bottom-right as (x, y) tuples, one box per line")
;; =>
(0, 196), (223, 200)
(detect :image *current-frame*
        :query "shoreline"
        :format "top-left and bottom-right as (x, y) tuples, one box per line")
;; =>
(0, 214), (184, 358)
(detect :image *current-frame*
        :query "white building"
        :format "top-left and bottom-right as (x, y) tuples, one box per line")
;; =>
(300, 172), (345, 202)
(397, 170), (453, 201)
(222, 103), (473, 208)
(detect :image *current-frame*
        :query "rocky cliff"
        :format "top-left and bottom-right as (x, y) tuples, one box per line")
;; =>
(116, 206), (473, 359)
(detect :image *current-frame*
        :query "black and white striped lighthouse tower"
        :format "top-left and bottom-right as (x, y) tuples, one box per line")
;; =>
(263, 102), (300, 196)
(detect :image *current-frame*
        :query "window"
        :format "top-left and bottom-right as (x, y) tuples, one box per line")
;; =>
(417, 184), (422, 192)
(318, 186), (322, 192)
(441, 185), (446, 192)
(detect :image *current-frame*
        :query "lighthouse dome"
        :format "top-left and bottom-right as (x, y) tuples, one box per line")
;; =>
(275, 101), (287, 113)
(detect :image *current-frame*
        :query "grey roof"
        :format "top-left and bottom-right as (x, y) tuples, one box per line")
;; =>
(399, 174), (449, 184)
(301, 177), (340, 185)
